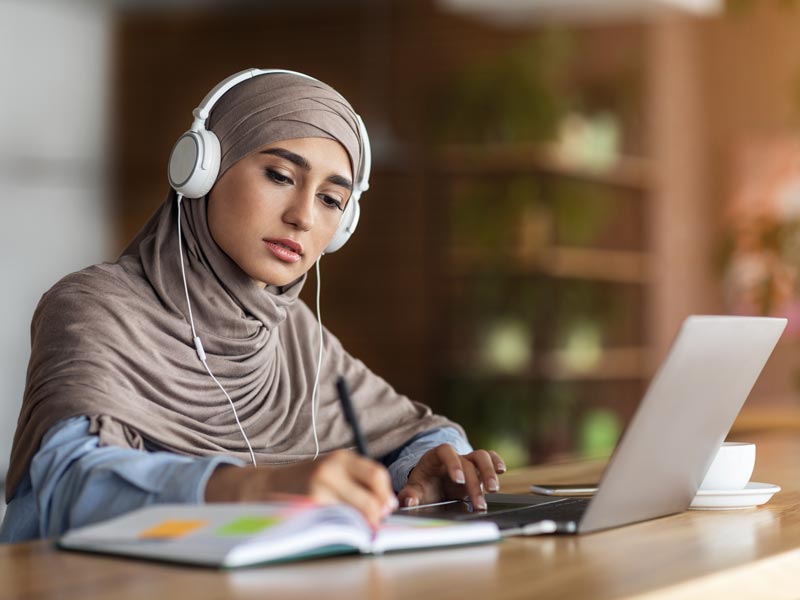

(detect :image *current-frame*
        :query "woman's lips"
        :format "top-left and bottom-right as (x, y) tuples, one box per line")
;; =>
(264, 239), (302, 263)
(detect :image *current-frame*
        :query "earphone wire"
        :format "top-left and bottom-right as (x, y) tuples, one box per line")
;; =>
(176, 194), (198, 341)
(176, 193), (258, 468)
(311, 257), (323, 461)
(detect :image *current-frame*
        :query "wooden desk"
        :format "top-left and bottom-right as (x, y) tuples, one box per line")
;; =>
(3, 432), (800, 600)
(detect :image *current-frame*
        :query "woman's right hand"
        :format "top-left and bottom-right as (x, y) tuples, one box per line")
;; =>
(204, 449), (398, 528)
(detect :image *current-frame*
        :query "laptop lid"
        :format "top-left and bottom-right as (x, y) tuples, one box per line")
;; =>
(578, 315), (786, 533)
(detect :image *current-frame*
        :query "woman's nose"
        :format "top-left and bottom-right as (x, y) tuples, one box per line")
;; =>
(282, 190), (315, 231)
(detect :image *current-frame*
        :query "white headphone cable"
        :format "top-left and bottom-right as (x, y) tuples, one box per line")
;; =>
(176, 193), (257, 467)
(310, 256), (323, 461)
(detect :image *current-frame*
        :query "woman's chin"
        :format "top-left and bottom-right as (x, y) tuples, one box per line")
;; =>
(252, 268), (304, 289)
(240, 255), (314, 289)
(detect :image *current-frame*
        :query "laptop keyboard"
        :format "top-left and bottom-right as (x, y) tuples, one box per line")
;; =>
(463, 497), (591, 530)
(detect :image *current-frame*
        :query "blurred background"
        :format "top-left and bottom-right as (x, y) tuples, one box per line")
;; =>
(4, 0), (800, 513)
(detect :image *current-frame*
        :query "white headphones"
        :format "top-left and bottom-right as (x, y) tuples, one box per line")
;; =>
(167, 68), (372, 253)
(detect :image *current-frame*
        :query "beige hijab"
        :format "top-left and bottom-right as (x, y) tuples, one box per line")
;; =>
(6, 72), (463, 502)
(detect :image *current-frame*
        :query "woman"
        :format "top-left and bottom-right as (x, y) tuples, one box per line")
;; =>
(0, 70), (505, 542)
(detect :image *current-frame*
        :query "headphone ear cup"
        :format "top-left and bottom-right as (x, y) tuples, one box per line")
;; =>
(324, 196), (360, 254)
(168, 129), (221, 198)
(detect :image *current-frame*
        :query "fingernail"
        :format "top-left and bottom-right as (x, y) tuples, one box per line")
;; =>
(498, 463), (507, 473)
(476, 497), (487, 510)
(488, 478), (499, 492)
(404, 497), (418, 507)
(454, 469), (466, 484)
(386, 496), (399, 512)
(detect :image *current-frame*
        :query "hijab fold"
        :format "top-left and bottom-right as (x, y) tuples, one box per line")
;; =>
(6, 72), (463, 502)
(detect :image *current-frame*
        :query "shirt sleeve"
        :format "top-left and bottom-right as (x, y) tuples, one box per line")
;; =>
(1, 416), (244, 542)
(380, 426), (474, 493)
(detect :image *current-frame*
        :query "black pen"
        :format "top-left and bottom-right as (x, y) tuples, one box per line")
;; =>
(336, 375), (370, 458)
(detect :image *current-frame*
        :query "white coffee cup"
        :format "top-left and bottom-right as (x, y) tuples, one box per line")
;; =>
(698, 442), (756, 491)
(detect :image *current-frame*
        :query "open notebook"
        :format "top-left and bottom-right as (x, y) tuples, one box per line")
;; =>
(58, 501), (500, 568)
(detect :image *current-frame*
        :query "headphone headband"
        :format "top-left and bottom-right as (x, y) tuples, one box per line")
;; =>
(193, 69), (309, 122)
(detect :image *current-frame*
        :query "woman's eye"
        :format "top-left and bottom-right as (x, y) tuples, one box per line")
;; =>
(320, 195), (344, 211)
(265, 169), (292, 185)
(265, 168), (342, 211)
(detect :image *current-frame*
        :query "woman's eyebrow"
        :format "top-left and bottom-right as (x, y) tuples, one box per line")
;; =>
(327, 174), (353, 191)
(261, 148), (310, 170)
(260, 148), (353, 191)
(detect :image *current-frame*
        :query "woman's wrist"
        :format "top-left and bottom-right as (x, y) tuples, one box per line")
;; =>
(204, 464), (239, 502)
(204, 464), (272, 502)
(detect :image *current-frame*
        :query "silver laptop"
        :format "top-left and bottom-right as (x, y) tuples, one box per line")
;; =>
(399, 315), (786, 535)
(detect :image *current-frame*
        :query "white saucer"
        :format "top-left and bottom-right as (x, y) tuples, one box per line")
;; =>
(689, 482), (781, 510)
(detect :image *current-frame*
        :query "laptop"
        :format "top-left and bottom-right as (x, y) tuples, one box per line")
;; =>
(399, 315), (787, 535)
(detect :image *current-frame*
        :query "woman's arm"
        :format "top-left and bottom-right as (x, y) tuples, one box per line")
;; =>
(1, 416), (243, 542)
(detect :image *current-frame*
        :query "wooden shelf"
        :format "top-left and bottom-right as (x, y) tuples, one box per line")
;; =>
(538, 346), (647, 381)
(434, 142), (653, 190)
(449, 246), (651, 284)
(730, 406), (800, 435)
(447, 346), (649, 382)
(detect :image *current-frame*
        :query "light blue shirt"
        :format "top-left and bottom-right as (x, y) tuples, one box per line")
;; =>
(0, 417), (471, 543)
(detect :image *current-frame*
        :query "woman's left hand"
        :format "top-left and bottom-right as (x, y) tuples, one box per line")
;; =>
(397, 445), (506, 510)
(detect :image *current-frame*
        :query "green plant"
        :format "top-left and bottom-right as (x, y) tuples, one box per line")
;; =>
(439, 377), (583, 466)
